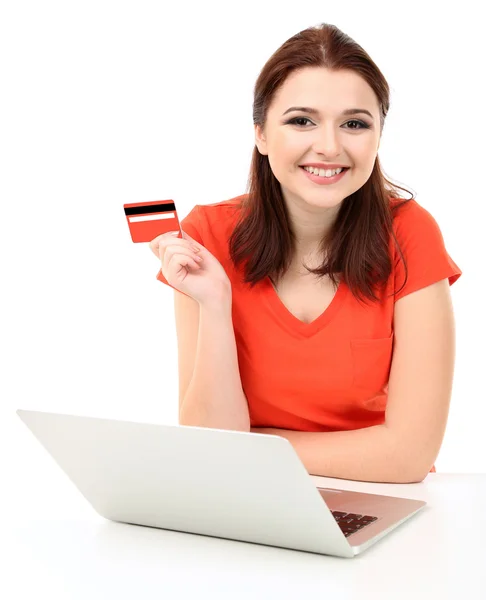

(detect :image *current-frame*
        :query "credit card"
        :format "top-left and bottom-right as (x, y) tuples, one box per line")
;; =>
(123, 200), (181, 243)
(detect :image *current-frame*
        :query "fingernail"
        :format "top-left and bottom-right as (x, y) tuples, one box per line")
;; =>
(169, 231), (179, 236)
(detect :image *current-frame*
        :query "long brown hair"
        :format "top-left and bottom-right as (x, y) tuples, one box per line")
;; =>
(228, 23), (414, 306)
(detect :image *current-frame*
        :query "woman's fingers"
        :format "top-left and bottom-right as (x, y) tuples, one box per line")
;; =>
(167, 249), (202, 272)
(157, 235), (203, 271)
(149, 231), (195, 259)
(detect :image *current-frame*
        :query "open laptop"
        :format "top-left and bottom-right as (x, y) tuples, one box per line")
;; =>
(16, 409), (427, 559)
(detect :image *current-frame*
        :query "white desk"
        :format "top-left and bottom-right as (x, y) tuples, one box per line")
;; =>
(5, 473), (485, 599)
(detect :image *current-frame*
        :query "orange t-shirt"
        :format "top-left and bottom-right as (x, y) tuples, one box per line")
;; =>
(156, 194), (463, 474)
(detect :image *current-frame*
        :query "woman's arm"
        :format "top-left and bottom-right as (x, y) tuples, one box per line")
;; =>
(179, 297), (250, 431)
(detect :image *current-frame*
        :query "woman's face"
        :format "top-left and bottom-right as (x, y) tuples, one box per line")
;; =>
(255, 67), (382, 211)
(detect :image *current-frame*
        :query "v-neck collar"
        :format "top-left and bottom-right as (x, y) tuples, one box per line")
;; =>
(260, 274), (348, 338)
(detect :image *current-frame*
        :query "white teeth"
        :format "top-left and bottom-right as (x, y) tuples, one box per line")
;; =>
(303, 166), (344, 177)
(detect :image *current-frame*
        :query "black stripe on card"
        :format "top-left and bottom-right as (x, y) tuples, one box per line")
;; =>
(124, 202), (176, 216)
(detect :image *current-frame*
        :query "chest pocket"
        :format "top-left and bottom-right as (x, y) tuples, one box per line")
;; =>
(350, 333), (394, 392)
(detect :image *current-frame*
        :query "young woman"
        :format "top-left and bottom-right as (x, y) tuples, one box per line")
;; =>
(151, 23), (462, 484)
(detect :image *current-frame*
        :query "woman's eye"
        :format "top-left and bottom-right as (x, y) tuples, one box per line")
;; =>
(287, 117), (369, 130)
(288, 117), (314, 127)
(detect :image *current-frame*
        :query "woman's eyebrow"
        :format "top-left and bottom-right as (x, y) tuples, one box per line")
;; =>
(282, 106), (374, 119)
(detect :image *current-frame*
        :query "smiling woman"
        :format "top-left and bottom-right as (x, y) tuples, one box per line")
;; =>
(229, 25), (405, 304)
(155, 22), (463, 483)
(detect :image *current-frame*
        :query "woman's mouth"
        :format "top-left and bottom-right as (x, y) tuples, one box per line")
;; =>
(299, 166), (350, 185)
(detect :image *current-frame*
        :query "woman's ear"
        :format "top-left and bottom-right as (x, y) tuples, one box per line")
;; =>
(254, 123), (268, 156)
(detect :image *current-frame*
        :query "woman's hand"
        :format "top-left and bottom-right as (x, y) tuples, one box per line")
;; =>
(149, 229), (231, 306)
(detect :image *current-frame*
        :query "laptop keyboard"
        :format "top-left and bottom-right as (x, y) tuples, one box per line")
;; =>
(331, 511), (378, 538)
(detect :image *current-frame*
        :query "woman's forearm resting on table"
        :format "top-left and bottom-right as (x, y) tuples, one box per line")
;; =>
(179, 299), (250, 431)
(250, 424), (428, 484)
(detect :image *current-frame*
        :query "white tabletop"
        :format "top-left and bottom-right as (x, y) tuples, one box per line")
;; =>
(5, 471), (486, 599)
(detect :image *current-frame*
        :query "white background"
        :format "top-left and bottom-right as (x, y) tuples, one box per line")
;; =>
(1, 0), (484, 521)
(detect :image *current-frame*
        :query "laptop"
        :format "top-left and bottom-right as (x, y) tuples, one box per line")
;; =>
(16, 409), (427, 559)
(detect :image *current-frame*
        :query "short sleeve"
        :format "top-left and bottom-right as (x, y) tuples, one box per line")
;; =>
(393, 201), (462, 302)
(155, 204), (204, 294)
